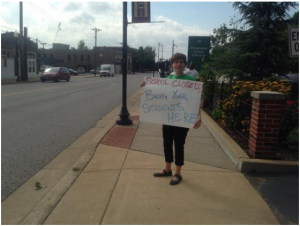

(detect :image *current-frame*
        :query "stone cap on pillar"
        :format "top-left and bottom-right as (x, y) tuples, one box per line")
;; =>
(251, 91), (285, 100)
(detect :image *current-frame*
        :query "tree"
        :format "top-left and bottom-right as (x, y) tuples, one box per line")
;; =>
(132, 46), (155, 72)
(208, 23), (247, 83)
(77, 40), (89, 50)
(232, 2), (298, 79)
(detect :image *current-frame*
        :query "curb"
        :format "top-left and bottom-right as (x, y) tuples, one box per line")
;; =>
(2, 89), (141, 225)
(201, 109), (299, 173)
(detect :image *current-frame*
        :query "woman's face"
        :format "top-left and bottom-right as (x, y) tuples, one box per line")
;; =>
(172, 59), (186, 74)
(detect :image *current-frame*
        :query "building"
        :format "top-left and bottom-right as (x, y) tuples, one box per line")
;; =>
(38, 46), (134, 74)
(1, 32), (38, 80)
(1, 32), (135, 81)
(52, 43), (70, 50)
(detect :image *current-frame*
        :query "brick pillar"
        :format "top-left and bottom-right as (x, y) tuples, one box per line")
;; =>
(249, 91), (285, 159)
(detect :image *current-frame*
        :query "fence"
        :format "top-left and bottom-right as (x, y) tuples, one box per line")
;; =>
(203, 80), (299, 144)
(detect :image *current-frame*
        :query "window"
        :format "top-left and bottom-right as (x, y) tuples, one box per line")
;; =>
(28, 61), (32, 72)
(7, 51), (10, 58)
(81, 55), (83, 61)
(87, 55), (90, 61)
(74, 54), (77, 62)
(38, 54), (41, 58)
(32, 62), (35, 73)
(68, 54), (71, 61)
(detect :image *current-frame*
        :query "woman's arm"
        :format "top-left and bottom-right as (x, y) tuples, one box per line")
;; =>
(193, 107), (201, 129)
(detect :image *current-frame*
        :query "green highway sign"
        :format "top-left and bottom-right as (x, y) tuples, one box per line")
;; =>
(187, 36), (210, 72)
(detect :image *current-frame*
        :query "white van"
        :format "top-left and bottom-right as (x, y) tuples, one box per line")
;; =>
(100, 64), (115, 77)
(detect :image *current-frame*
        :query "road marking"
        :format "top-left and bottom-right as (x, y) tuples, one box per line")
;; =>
(2, 79), (119, 97)
(71, 92), (85, 96)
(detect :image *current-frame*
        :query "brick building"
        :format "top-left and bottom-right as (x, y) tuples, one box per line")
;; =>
(38, 46), (135, 73)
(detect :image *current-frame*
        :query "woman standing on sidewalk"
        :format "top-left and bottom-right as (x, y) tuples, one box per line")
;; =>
(141, 53), (201, 185)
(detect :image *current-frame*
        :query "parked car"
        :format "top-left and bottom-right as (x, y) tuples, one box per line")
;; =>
(100, 64), (115, 77)
(77, 67), (86, 74)
(278, 73), (299, 83)
(69, 68), (78, 75)
(40, 65), (51, 72)
(40, 67), (70, 82)
(90, 68), (100, 74)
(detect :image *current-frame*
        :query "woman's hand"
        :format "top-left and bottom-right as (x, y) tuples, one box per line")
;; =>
(193, 116), (201, 129)
(140, 81), (146, 87)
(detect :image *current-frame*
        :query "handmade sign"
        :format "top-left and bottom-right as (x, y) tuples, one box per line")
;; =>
(140, 76), (203, 128)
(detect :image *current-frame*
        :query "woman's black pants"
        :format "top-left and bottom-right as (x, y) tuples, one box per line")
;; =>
(162, 125), (189, 166)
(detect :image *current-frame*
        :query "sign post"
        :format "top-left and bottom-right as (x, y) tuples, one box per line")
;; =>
(132, 2), (150, 23)
(187, 36), (210, 73)
(289, 26), (299, 57)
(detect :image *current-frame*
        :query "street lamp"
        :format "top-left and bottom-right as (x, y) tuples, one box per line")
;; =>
(14, 31), (20, 81)
(116, 2), (132, 125)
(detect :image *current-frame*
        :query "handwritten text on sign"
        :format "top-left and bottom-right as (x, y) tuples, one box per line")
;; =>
(140, 77), (203, 128)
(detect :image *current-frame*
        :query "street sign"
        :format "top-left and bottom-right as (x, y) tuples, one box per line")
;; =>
(131, 2), (150, 23)
(187, 36), (210, 72)
(289, 26), (299, 57)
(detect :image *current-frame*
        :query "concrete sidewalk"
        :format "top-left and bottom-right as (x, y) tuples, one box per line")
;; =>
(1, 88), (284, 224)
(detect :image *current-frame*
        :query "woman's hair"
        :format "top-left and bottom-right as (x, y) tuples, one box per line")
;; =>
(189, 62), (195, 70)
(171, 53), (187, 65)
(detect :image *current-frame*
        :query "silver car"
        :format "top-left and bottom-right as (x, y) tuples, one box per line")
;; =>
(77, 67), (86, 74)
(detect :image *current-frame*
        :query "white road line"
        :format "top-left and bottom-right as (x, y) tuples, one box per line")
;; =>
(71, 92), (85, 96)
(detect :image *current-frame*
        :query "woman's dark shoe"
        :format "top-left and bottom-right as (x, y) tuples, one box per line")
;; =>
(170, 174), (182, 185)
(153, 169), (172, 177)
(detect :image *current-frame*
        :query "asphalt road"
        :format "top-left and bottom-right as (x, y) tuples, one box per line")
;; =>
(245, 172), (299, 225)
(1, 73), (150, 201)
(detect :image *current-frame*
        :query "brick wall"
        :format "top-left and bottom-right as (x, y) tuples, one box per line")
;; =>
(249, 91), (285, 159)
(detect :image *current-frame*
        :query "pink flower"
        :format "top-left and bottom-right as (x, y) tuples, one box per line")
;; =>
(287, 100), (294, 106)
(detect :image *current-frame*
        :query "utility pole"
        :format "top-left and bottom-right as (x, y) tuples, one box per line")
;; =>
(20, 2), (24, 81)
(161, 43), (164, 59)
(91, 27), (101, 76)
(40, 42), (46, 66)
(157, 42), (160, 71)
(23, 27), (28, 81)
(172, 40), (175, 56)
(116, 2), (132, 126)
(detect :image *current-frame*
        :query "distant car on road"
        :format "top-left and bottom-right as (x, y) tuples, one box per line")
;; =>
(100, 64), (115, 77)
(90, 68), (100, 74)
(40, 67), (70, 82)
(69, 68), (78, 75)
(77, 67), (86, 74)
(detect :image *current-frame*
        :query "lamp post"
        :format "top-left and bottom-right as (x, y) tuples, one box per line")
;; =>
(116, 2), (132, 125)
(14, 31), (20, 81)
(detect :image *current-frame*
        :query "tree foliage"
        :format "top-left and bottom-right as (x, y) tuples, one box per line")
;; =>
(208, 2), (299, 82)
(77, 40), (89, 50)
(132, 46), (155, 72)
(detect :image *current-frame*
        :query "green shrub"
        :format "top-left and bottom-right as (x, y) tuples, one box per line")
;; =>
(286, 127), (299, 150)
(212, 108), (222, 120)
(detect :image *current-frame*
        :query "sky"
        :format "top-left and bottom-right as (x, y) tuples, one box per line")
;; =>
(1, 1), (299, 61)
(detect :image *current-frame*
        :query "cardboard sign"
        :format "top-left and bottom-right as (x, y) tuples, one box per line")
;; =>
(140, 77), (203, 128)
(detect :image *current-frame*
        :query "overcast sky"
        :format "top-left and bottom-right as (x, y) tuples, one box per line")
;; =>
(1, 1), (299, 61)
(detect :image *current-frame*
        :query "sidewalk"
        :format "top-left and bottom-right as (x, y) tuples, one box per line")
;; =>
(2, 88), (283, 225)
